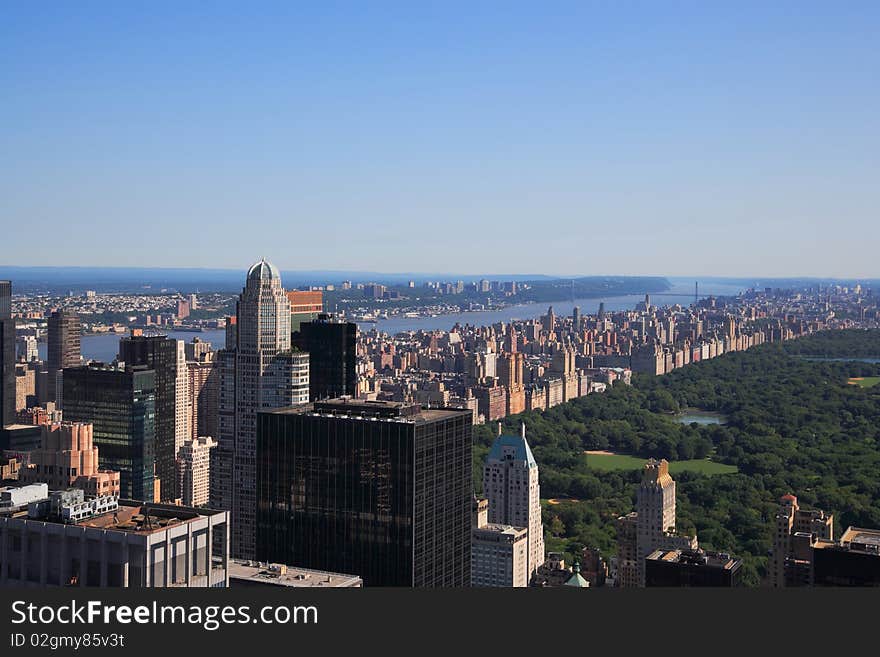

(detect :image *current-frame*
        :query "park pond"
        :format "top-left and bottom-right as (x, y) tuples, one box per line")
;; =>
(675, 409), (727, 425)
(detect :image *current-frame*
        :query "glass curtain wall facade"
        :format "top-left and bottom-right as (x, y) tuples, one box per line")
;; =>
(119, 336), (178, 501)
(293, 315), (357, 401)
(62, 366), (156, 501)
(0, 281), (14, 428)
(256, 401), (472, 587)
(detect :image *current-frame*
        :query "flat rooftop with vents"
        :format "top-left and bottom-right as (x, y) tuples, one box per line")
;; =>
(0, 491), (230, 588)
(228, 560), (362, 588)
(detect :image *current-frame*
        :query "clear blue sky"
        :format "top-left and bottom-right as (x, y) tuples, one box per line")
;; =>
(2, 1), (878, 277)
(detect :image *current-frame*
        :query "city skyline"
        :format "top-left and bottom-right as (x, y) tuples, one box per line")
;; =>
(3, 259), (880, 591)
(3, 3), (879, 277)
(1, 266), (878, 290)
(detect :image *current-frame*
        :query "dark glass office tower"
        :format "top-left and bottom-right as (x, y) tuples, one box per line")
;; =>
(62, 365), (156, 501)
(256, 399), (472, 587)
(645, 549), (743, 587)
(0, 281), (10, 320)
(0, 281), (15, 428)
(119, 335), (178, 501)
(293, 314), (357, 401)
(812, 528), (880, 586)
(47, 310), (81, 403)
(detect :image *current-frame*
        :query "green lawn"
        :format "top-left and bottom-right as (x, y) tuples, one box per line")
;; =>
(584, 452), (738, 475)
(849, 376), (880, 388)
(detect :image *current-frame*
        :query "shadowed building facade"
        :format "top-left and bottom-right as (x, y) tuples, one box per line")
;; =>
(119, 334), (179, 501)
(62, 365), (156, 502)
(293, 314), (357, 401)
(256, 399), (472, 587)
(0, 281), (14, 429)
(645, 548), (743, 587)
(812, 527), (880, 586)
(47, 311), (81, 404)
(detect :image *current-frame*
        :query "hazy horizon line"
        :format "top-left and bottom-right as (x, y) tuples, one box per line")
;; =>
(0, 265), (878, 282)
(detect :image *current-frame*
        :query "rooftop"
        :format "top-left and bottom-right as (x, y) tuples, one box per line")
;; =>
(246, 259), (281, 283)
(473, 523), (528, 538)
(227, 560), (362, 588)
(266, 398), (468, 423)
(563, 563), (590, 588)
(646, 548), (741, 569)
(76, 502), (215, 534)
(3, 494), (224, 533)
(487, 428), (537, 468)
(814, 526), (880, 555)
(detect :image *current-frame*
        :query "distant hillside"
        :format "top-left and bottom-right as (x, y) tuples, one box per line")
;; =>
(0, 266), (670, 296)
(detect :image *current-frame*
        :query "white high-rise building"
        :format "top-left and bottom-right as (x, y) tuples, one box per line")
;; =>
(471, 497), (529, 587)
(174, 340), (191, 470)
(483, 422), (545, 579)
(178, 436), (216, 507)
(229, 259), (310, 559)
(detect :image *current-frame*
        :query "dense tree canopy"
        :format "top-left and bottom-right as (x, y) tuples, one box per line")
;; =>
(473, 330), (880, 586)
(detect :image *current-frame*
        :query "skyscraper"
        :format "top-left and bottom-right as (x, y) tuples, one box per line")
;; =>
(616, 458), (697, 587)
(177, 436), (216, 507)
(174, 339), (191, 462)
(0, 281), (10, 320)
(46, 311), (81, 404)
(293, 314), (357, 401)
(225, 260), (310, 559)
(211, 347), (236, 515)
(0, 281), (13, 429)
(768, 493), (833, 587)
(483, 422), (545, 579)
(62, 364), (156, 501)
(187, 358), (218, 441)
(636, 458), (677, 585)
(256, 399), (472, 587)
(119, 334), (179, 501)
(542, 306), (556, 333)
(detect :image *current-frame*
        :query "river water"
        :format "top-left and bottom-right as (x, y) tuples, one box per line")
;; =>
(49, 281), (744, 362)
(38, 329), (229, 365)
(359, 280), (744, 335)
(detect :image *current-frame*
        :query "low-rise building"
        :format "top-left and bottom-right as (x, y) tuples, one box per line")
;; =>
(645, 548), (742, 587)
(18, 422), (120, 498)
(812, 527), (880, 587)
(0, 486), (229, 587)
(530, 552), (589, 588)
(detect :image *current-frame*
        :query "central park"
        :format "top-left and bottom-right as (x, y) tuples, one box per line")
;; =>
(473, 329), (880, 586)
